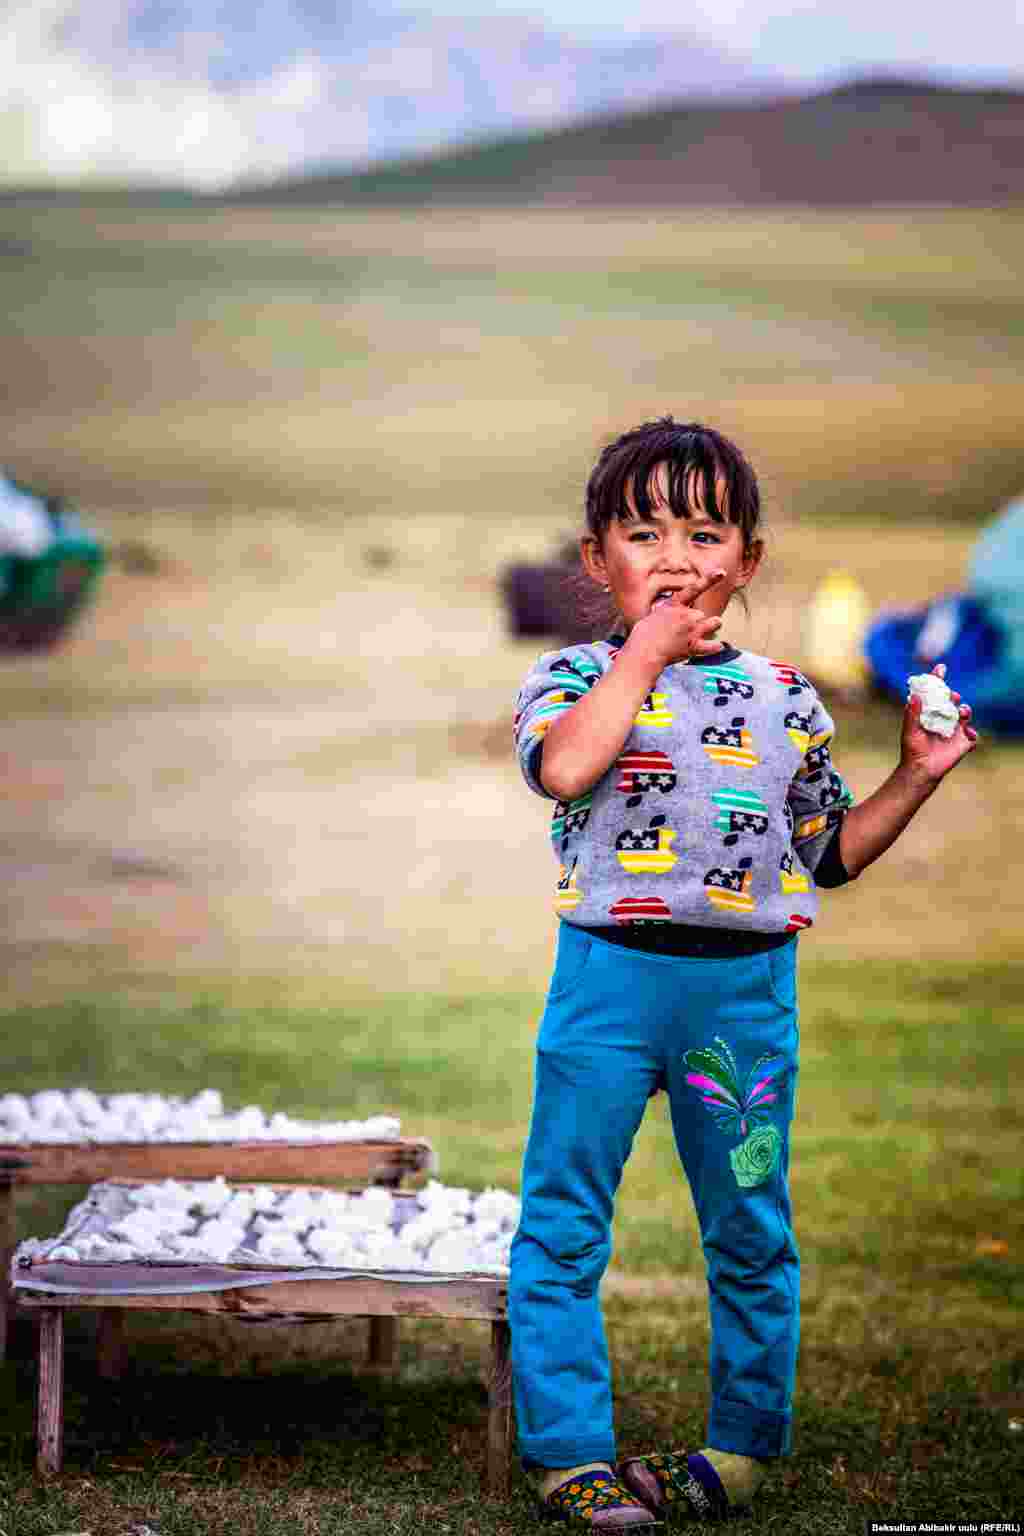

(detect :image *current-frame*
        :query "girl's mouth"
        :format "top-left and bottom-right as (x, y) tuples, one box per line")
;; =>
(652, 589), (678, 609)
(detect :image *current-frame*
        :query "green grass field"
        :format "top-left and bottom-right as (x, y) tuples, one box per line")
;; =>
(1, 968), (1022, 1533)
(1, 197), (1023, 1531)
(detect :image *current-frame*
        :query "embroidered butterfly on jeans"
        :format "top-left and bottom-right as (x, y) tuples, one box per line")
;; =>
(684, 1036), (784, 1188)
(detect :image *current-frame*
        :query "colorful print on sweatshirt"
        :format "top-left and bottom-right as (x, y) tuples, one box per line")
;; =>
(634, 690), (673, 728)
(704, 856), (756, 915)
(551, 653), (602, 692)
(711, 787), (770, 846)
(616, 749), (677, 807)
(527, 652), (603, 738)
(771, 661), (812, 696)
(817, 770), (852, 809)
(514, 643), (852, 935)
(555, 858), (583, 914)
(615, 815), (678, 874)
(527, 690), (576, 738)
(608, 895), (673, 925)
(551, 792), (593, 853)
(779, 850), (811, 896)
(702, 662), (755, 707)
(784, 710), (813, 754)
(794, 805), (844, 844)
(701, 716), (759, 769)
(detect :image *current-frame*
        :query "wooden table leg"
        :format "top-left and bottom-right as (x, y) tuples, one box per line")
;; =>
(0, 1158), (29, 1363)
(487, 1318), (512, 1498)
(0, 1173), (14, 1363)
(367, 1316), (399, 1370)
(97, 1309), (127, 1379)
(36, 1308), (64, 1476)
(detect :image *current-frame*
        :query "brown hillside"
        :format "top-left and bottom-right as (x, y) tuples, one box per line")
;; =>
(249, 80), (1024, 206)
(551, 80), (1024, 205)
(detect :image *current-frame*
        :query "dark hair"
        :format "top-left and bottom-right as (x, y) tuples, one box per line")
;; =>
(585, 416), (761, 550)
(573, 416), (763, 636)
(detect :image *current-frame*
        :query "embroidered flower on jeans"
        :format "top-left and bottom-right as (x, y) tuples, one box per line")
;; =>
(729, 1124), (782, 1187)
(684, 1035), (785, 1189)
(684, 1035), (781, 1137)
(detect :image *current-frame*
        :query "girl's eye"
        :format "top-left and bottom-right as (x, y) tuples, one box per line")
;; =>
(628, 531), (657, 543)
(693, 531), (721, 544)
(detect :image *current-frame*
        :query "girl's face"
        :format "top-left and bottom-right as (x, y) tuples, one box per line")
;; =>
(581, 463), (763, 633)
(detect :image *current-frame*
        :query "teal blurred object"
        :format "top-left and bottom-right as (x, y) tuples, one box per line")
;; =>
(0, 473), (105, 653)
(966, 492), (1024, 720)
(863, 492), (1024, 736)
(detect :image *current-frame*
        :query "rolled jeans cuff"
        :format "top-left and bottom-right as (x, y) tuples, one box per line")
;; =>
(708, 1400), (791, 1459)
(518, 1436), (617, 1470)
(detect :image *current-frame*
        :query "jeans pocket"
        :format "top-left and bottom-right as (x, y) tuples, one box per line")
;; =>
(767, 943), (798, 1013)
(546, 929), (594, 1003)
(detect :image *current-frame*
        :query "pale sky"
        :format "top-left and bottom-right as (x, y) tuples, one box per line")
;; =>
(425, 0), (1024, 86)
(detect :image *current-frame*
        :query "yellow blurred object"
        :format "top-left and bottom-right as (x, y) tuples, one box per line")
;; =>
(974, 1236), (1010, 1257)
(805, 570), (870, 691)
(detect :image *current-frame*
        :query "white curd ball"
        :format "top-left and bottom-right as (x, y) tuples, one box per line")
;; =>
(188, 1089), (224, 1117)
(30, 1090), (68, 1120)
(907, 672), (959, 738)
(76, 1234), (137, 1262)
(473, 1188), (521, 1228)
(131, 1179), (194, 1209)
(306, 1233), (359, 1265)
(354, 1187), (394, 1222)
(1, 1088), (402, 1145)
(0, 1092), (31, 1122)
(427, 1234), (477, 1272)
(193, 1177), (234, 1215)
(277, 1189), (320, 1224)
(257, 1231), (309, 1264)
(315, 1190), (353, 1223)
(68, 1088), (104, 1121)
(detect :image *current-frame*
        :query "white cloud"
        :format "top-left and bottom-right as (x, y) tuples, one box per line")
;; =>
(0, 0), (309, 187)
(0, 1), (230, 184)
(265, 52), (325, 113)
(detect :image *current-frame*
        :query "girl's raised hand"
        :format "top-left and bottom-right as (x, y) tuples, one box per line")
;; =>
(900, 663), (979, 785)
(625, 569), (728, 670)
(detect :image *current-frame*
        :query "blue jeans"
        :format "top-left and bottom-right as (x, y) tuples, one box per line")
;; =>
(509, 923), (800, 1468)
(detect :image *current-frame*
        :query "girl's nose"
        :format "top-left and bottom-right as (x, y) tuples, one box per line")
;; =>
(659, 537), (696, 572)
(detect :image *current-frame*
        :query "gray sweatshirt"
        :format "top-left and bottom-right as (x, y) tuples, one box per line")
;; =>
(514, 640), (853, 936)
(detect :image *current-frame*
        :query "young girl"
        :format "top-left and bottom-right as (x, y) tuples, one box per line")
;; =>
(509, 418), (977, 1530)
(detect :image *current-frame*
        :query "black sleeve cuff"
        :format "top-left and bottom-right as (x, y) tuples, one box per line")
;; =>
(813, 825), (852, 889)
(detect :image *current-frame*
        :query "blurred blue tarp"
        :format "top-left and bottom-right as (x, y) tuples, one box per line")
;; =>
(864, 494), (1024, 735)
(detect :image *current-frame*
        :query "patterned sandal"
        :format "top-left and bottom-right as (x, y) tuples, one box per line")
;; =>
(540, 1468), (663, 1529)
(617, 1452), (730, 1523)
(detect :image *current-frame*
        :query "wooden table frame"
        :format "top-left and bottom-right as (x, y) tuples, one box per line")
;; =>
(17, 1273), (512, 1495)
(0, 1137), (434, 1362)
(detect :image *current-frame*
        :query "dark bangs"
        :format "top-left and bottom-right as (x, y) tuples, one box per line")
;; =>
(584, 417), (761, 551)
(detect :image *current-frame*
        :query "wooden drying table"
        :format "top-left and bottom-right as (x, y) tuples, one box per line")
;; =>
(0, 1136), (434, 1365)
(13, 1182), (512, 1495)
